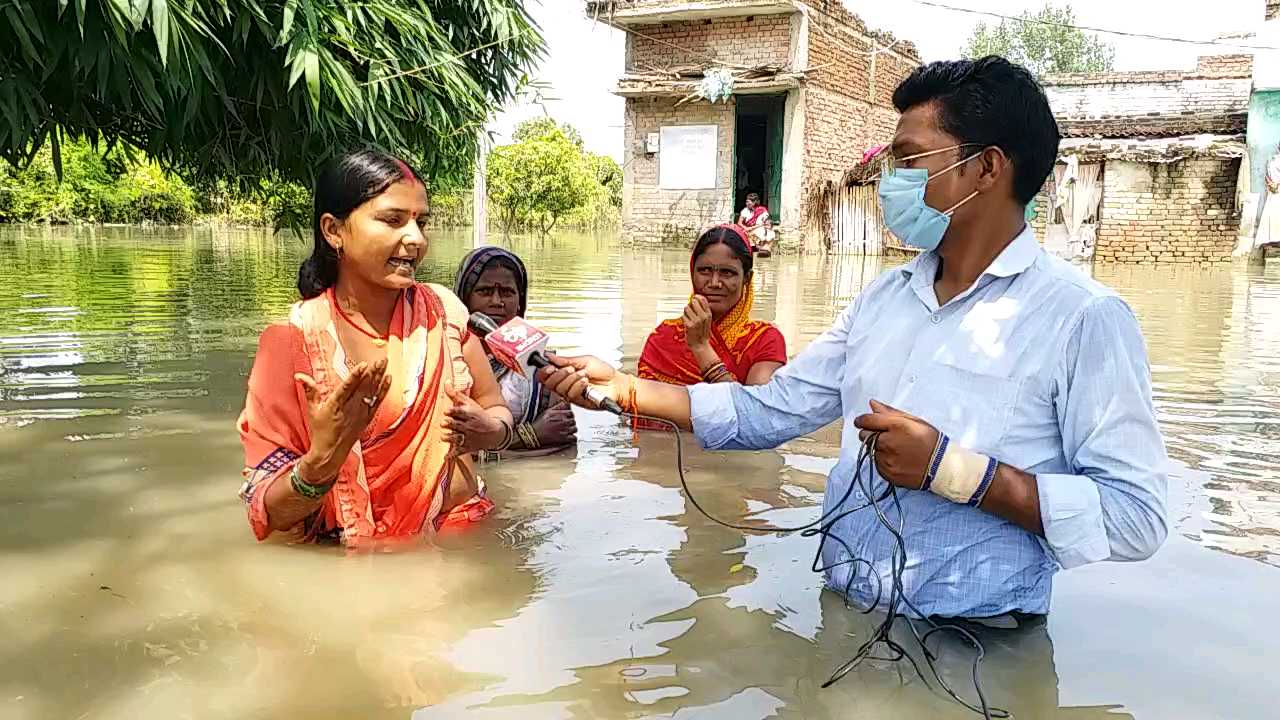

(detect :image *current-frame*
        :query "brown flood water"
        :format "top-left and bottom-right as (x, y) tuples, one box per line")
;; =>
(0, 226), (1277, 719)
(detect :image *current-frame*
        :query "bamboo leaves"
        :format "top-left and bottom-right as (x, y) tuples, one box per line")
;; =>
(5, 6), (40, 65)
(302, 46), (321, 113)
(2, 0), (545, 187)
(151, 0), (170, 64)
(279, 0), (297, 45)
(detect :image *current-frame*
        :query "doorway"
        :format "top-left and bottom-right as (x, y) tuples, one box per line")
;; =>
(1045, 157), (1103, 261)
(734, 94), (785, 222)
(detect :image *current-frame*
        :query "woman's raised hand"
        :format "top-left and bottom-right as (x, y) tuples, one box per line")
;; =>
(683, 295), (714, 353)
(296, 359), (391, 479)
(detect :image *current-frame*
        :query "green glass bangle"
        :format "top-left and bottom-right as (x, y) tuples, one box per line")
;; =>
(290, 463), (333, 500)
(518, 422), (540, 449)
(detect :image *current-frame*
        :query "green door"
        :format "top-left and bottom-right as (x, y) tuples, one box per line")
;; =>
(765, 96), (784, 223)
(734, 94), (787, 222)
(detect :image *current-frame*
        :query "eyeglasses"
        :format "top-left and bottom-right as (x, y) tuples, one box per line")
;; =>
(871, 143), (984, 180)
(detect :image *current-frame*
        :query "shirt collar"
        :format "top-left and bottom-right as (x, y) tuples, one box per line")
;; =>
(901, 225), (1040, 281)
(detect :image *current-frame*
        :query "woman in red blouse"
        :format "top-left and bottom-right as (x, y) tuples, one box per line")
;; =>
(638, 224), (786, 388)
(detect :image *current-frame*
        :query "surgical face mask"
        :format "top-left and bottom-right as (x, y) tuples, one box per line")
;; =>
(876, 145), (981, 252)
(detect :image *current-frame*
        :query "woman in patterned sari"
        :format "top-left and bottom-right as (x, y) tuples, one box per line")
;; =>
(638, 224), (786, 390)
(454, 246), (576, 458)
(236, 150), (515, 546)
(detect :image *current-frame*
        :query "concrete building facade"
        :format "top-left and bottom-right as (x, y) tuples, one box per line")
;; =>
(1033, 55), (1253, 265)
(587, 0), (918, 253)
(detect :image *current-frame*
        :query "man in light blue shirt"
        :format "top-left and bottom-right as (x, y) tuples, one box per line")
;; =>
(541, 57), (1168, 620)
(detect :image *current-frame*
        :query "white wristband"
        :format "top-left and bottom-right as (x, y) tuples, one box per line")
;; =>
(921, 433), (999, 506)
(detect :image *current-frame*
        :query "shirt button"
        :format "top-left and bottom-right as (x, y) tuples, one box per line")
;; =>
(376, 523), (386, 534)
(908, 374), (918, 383)
(931, 314), (942, 325)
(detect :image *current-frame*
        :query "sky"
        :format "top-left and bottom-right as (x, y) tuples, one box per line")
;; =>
(490, 0), (1266, 162)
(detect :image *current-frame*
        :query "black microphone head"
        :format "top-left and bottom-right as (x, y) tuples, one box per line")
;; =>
(468, 312), (499, 336)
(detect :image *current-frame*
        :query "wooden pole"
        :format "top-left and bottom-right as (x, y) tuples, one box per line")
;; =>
(473, 129), (488, 249)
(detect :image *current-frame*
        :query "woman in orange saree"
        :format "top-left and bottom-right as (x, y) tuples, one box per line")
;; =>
(237, 150), (514, 546)
(638, 224), (786, 389)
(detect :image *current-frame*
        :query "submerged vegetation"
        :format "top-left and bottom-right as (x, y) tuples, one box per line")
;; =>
(1, 117), (622, 232)
(0, 2), (626, 232)
(0, 138), (309, 227)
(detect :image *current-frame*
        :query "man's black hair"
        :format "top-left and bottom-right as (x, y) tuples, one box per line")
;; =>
(892, 56), (1060, 205)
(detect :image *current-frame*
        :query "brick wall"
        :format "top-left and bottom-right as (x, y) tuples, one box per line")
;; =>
(1095, 159), (1241, 264)
(1195, 54), (1255, 78)
(1045, 78), (1253, 136)
(799, 1), (920, 61)
(589, 0), (752, 14)
(798, 5), (917, 249)
(1044, 55), (1253, 86)
(803, 17), (916, 107)
(802, 86), (898, 184)
(628, 16), (792, 70)
(1043, 56), (1253, 138)
(622, 97), (736, 243)
(1056, 113), (1247, 138)
(1029, 182), (1050, 241)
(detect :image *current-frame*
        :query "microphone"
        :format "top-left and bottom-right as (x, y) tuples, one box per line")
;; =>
(468, 313), (624, 415)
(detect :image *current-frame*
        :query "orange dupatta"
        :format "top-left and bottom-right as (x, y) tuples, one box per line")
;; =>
(637, 225), (786, 385)
(236, 282), (490, 545)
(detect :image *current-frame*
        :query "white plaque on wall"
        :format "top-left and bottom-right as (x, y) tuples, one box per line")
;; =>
(659, 125), (718, 190)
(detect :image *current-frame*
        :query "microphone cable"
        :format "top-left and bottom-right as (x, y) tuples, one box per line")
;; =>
(620, 410), (1009, 720)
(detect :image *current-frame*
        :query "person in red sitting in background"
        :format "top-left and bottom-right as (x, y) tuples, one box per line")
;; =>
(737, 192), (776, 257)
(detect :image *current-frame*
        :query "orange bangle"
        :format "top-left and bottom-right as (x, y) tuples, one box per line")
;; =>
(626, 375), (639, 436)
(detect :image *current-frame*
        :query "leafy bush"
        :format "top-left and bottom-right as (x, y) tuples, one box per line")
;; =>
(0, 142), (95, 223)
(0, 138), (292, 226)
(110, 162), (197, 224)
(487, 119), (619, 234)
(426, 189), (472, 228)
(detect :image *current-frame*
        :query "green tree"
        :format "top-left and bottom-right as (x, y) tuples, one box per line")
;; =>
(488, 120), (594, 235)
(1, 1), (544, 187)
(512, 117), (584, 149)
(587, 153), (622, 209)
(964, 2), (1114, 77)
(0, 138), (197, 223)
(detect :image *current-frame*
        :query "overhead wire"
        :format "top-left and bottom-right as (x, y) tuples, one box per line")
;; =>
(906, 0), (1280, 52)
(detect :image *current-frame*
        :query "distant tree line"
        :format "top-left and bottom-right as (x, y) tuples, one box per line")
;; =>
(1, 117), (622, 233)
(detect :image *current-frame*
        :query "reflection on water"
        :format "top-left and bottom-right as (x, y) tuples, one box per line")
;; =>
(1096, 264), (1280, 566)
(1, 226), (1278, 719)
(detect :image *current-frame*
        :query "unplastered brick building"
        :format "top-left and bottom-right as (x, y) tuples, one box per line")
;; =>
(1034, 55), (1253, 265)
(585, 0), (919, 253)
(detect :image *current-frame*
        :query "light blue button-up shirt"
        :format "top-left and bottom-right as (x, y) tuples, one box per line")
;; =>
(689, 228), (1169, 618)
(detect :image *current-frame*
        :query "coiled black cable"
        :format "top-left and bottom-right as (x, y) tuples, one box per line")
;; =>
(624, 412), (1010, 720)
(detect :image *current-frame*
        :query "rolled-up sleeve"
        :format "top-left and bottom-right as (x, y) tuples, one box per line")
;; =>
(1037, 295), (1169, 568)
(689, 300), (856, 451)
